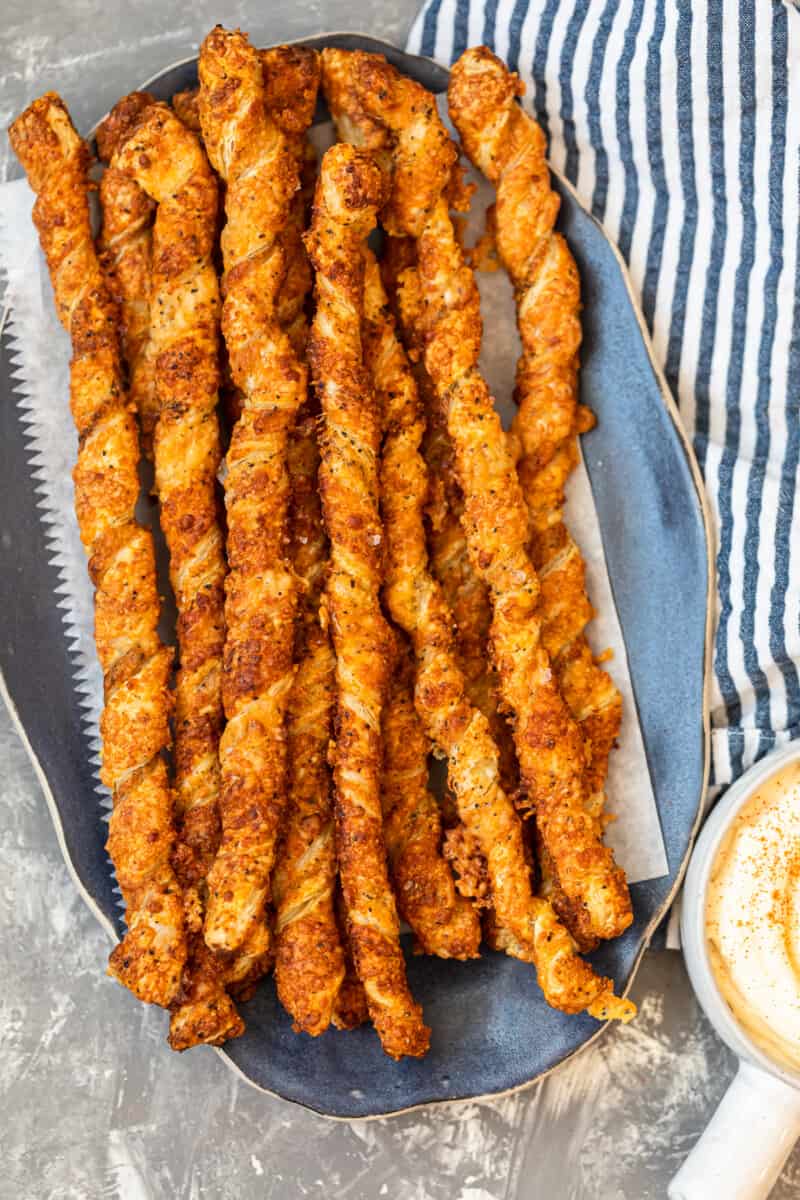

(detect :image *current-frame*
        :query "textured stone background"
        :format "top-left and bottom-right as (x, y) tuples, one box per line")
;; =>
(3, 3), (799, 1197)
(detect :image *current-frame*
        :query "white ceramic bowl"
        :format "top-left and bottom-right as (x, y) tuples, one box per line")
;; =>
(670, 742), (800, 1200)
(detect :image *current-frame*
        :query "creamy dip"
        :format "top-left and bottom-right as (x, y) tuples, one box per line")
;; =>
(706, 759), (800, 1073)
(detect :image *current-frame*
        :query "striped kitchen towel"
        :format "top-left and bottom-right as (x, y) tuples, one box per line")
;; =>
(408, 0), (800, 797)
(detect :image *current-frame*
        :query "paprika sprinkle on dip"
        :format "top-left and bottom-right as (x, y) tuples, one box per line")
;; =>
(706, 759), (800, 1072)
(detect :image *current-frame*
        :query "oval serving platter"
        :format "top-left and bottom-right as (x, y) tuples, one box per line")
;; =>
(0, 34), (713, 1119)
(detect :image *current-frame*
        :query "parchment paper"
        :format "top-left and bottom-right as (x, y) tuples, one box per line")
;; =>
(0, 179), (106, 801)
(0, 164), (667, 884)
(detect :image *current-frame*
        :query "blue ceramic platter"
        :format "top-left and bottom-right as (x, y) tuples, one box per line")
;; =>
(0, 35), (712, 1118)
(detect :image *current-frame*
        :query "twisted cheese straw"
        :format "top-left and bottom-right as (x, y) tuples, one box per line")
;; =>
(273, 409), (346, 1035)
(260, 45), (321, 138)
(109, 99), (225, 894)
(306, 144), (430, 1058)
(388, 253), (556, 955)
(352, 232), (630, 1018)
(100, 93), (262, 1032)
(102, 97), (245, 1047)
(96, 99), (159, 454)
(260, 46), (321, 348)
(241, 44), (349, 1037)
(175, 42), (321, 131)
(9, 94), (186, 1007)
(215, 43), (346, 1034)
(381, 630), (481, 958)
(166, 88), (251, 446)
(384, 243), (518, 796)
(449, 48), (623, 946)
(363, 251), (481, 959)
(176, 49), (319, 428)
(339, 50), (632, 944)
(197, 26), (306, 955)
(381, 241), (519, 936)
(331, 886), (370, 1031)
(178, 44), (336, 1014)
(171, 88), (202, 133)
(174, 50), (317, 351)
(383, 243), (491, 705)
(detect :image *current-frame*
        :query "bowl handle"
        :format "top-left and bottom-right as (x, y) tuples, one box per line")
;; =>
(669, 1059), (800, 1200)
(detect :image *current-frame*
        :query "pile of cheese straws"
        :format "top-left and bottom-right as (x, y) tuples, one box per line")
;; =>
(10, 28), (635, 1060)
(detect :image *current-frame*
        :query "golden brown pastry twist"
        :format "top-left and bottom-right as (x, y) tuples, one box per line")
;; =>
(238, 44), (346, 1036)
(175, 46), (319, 346)
(96, 97), (159, 453)
(331, 887), (370, 1031)
(272, 409), (346, 1035)
(260, 46), (321, 352)
(306, 144), (430, 1057)
(381, 631), (480, 959)
(197, 26), (306, 955)
(391, 264), (527, 958)
(335, 50), (632, 944)
(260, 45), (321, 136)
(171, 88), (202, 132)
(382, 242), (518, 937)
(167, 935), (244, 1050)
(173, 43), (320, 142)
(109, 100), (225, 894)
(318, 48), (390, 163)
(355, 237), (631, 1018)
(386, 245), (517, 793)
(363, 252), (481, 959)
(449, 48), (623, 941)
(99, 98), (241, 1041)
(9, 94), (186, 1007)
(103, 97), (244, 1047)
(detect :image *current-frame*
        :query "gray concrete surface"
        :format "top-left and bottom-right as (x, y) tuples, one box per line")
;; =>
(3, 3), (800, 1197)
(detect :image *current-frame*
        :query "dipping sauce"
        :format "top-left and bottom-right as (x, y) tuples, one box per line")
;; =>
(706, 759), (800, 1072)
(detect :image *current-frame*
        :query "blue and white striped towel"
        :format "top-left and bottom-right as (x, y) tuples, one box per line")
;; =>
(408, 0), (800, 798)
